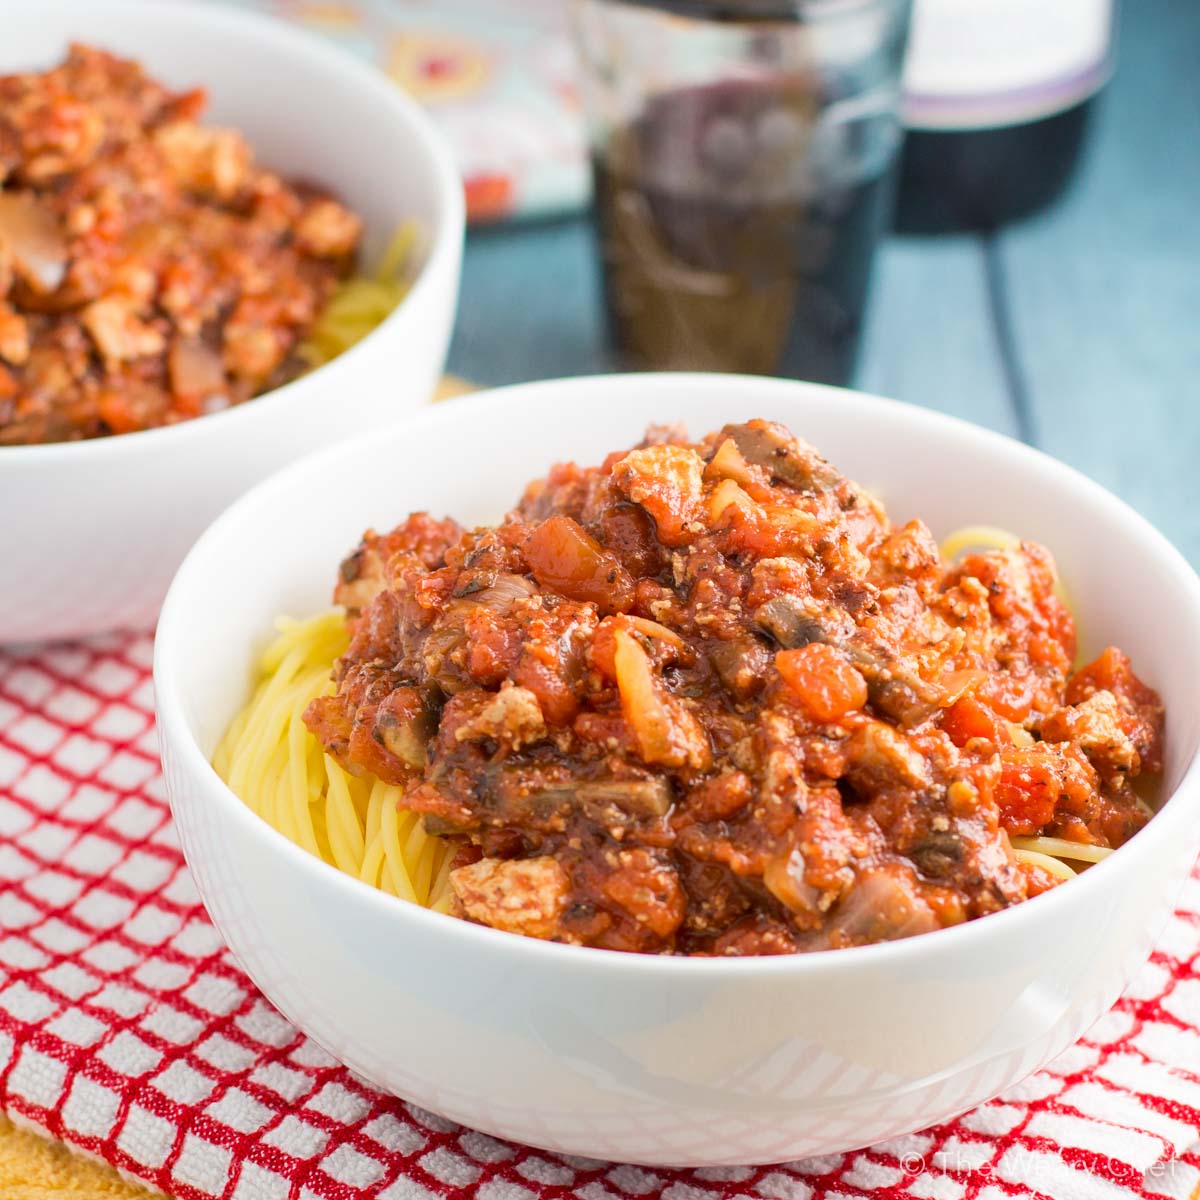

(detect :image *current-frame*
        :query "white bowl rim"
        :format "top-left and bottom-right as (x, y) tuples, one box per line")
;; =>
(0, 0), (465, 463)
(155, 372), (1200, 978)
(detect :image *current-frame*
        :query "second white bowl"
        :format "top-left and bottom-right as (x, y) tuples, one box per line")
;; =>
(0, 0), (463, 643)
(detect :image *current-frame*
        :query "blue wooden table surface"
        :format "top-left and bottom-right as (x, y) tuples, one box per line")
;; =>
(447, 0), (1200, 564)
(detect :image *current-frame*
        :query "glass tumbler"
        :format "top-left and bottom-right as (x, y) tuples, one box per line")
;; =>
(571, 0), (912, 385)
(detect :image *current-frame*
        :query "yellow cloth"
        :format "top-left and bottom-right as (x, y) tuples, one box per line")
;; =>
(0, 1117), (149, 1198)
(434, 374), (474, 401)
(0, 376), (474, 1198)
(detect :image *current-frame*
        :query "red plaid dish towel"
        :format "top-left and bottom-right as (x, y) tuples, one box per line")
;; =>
(2, 632), (1200, 1200)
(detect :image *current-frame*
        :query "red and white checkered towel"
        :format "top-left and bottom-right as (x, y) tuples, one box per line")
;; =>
(1, 632), (1199, 1200)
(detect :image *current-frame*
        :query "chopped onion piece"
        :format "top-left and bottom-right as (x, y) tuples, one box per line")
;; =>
(0, 192), (68, 293)
(168, 337), (225, 398)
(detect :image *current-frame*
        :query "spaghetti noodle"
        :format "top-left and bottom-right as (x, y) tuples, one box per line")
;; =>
(1009, 834), (1113, 879)
(300, 225), (420, 368)
(213, 611), (456, 910)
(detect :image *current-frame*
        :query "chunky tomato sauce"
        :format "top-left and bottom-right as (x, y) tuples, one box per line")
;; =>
(306, 421), (1164, 955)
(0, 45), (361, 444)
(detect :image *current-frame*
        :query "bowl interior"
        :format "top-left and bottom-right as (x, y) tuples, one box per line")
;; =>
(7, 0), (450, 271)
(162, 375), (1200, 811)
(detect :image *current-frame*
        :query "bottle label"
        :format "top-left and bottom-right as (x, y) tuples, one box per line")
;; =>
(902, 0), (1114, 130)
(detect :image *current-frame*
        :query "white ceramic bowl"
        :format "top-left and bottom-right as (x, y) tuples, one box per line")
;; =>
(0, 0), (463, 644)
(155, 375), (1200, 1167)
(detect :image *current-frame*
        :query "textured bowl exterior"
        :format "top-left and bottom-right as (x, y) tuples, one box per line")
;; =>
(155, 376), (1200, 1166)
(0, 0), (463, 643)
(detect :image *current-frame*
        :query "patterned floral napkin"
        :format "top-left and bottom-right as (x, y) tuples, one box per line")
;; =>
(219, 0), (587, 224)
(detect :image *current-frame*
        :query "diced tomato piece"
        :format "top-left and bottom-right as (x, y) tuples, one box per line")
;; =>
(975, 671), (1039, 724)
(997, 741), (1099, 836)
(720, 505), (814, 560)
(1068, 646), (1157, 709)
(601, 848), (685, 939)
(513, 651), (579, 726)
(1020, 861), (1065, 898)
(776, 644), (867, 723)
(941, 695), (1007, 748)
(413, 572), (455, 610)
(524, 516), (634, 614)
(599, 503), (663, 577)
(995, 751), (1063, 834)
(463, 607), (520, 686)
(1027, 631), (1068, 669)
(573, 710), (636, 754)
(686, 772), (753, 822)
(590, 619), (619, 681)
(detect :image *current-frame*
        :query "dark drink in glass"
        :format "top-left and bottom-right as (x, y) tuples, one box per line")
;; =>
(572, 0), (912, 386)
(592, 80), (897, 384)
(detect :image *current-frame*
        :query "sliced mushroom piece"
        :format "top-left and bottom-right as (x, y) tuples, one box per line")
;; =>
(469, 572), (539, 613)
(843, 647), (947, 727)
(710, 637), (772, 701)
(373, 686), (438, 768)
(378, 716), (433, 769)
(578, 778), (674, 816)
(473, 769), (577, 826)
(908, 830), (965, 879)
(719, 420), (842, 493)
(336, 543), (386, 614)
(754, 595), (828, 649)
(560, 778), (674, 818)
(422, 813), (474, 837)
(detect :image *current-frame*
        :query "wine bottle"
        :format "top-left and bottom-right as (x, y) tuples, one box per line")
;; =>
(895, 0), (1114, 233)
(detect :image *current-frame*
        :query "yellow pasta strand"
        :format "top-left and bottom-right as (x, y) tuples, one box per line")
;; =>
(324, 756), (366, 874)
(1012, 848), (1080, 882)
(939, 525), (1021, 562)
(430, 850), (457, 914)
(381, 800), (420, 904)
(365, 779), (385, 850)
(213, 611), (452, 911)
(360, 834), (387, 890)
(287, 691), (321, 858)
(1010, 836), (1113, 865)
(299, 224), (418, 368)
